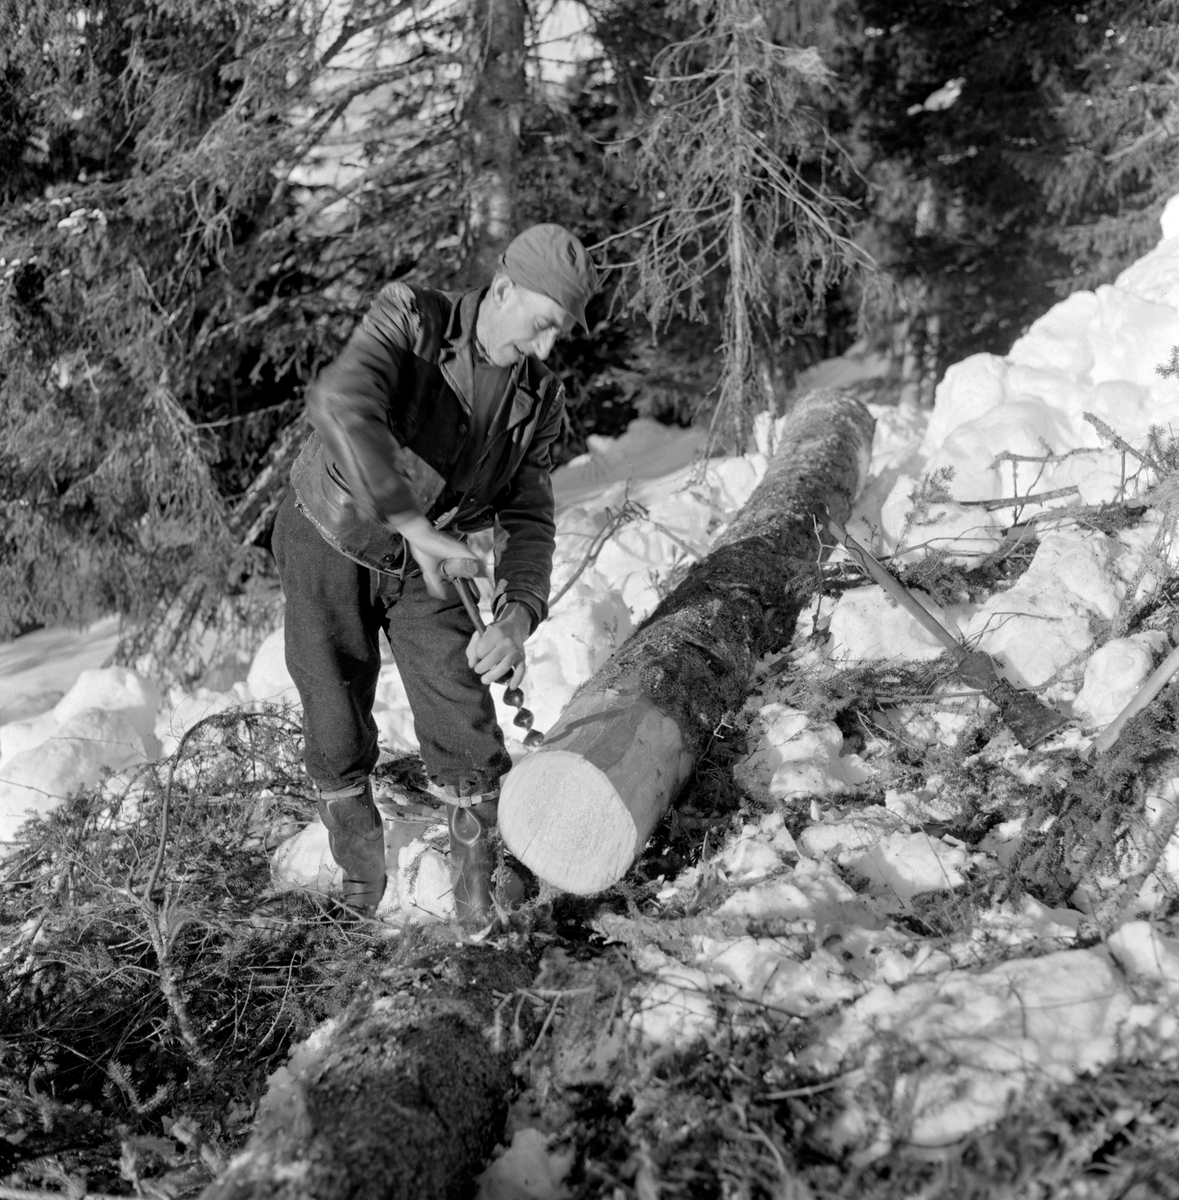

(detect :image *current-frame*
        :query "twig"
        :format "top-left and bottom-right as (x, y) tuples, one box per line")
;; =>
(139, 711), (271, 1069)
(593, 911), (813, 946)
(1090, 644), (1179, 756)
(959, 486), (1079, 512)
(549, 493), (646, 608)
(648, 520), (703, 559)
(762, 1076), (849, 1100)
(142, 714), (230, 904)
(143, 709), (272, 903)
(140, 903), (215, 1071)
(1084, 786), (1179, 938)
(0, 1190), (125, 1200)
(1084, 411), (1162, 472)
(747, 1123), (789, 1178)
(991, 446), (1102, 466)
(530, 994), (563, 1053)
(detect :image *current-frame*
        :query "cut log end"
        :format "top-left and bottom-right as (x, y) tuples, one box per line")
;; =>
(500, 750), (639, 895)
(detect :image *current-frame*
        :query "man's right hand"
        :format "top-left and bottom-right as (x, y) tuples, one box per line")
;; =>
(388, 513), (482, 599)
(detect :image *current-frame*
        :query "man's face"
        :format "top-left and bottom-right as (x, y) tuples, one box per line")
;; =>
(481, 280), (575, 366)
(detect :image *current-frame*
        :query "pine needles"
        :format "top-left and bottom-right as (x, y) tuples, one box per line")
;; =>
(1008, 687), (1179, 913)
(629, 0), (872, 449)
(0, 705), (407, 1195)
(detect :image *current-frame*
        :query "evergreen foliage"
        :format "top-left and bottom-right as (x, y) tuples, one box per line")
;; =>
(832, 0), (1179, 385)
(1043, 0), (1179, 290)
(0, 707), (407, 1193)
(0, 0), (613, 647)
(625, 0), (871, 447)
(5, 0), (1179, 644)
(833, 0), (1084, 380)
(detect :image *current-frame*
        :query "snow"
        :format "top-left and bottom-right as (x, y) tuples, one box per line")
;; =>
(716, 857), (873, 930)
(806, 948), (1135, 1152)
(244, 628), (300, 704)
(1073, 635), (1159, 728)
(0, 615), (120, 724)
(155, 688), (243, 757)
(609, 198), (1179, 1155)
(628, 947), (719, 1045)
(270, 820), (340, 897)
(711, 812), (796, 882)
(475, 1128), (576, 1200)
(0, 665), (162, 839)
(0, 707), (150, 840)
(8, 197), (1179, 1179)
(800, 821), (971, 905)
(1108, 920), (1179, 995)
(962, 526), (1128, 690)
(827, 583), (962, 662)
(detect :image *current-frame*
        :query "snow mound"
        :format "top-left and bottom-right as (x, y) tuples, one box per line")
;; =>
(809, 948), (1135, 1153)
(496, 576), (632, 739)
(53, 666), (160, 746)
(735, 704), (871, 802)
(0, 708), (148, 841)
(245, 628), (300, 703)
(1073, 635), (1158, 728)
(827, 583), (961, 663)
(0, 709), (60, 764)
(963, 527), (1126, 689)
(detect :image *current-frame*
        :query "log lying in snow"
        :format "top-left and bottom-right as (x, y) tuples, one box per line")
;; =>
(500, 390), (875, 895)
(201, 946), (537, 1200)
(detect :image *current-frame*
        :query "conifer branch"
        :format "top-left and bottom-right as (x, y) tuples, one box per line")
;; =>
(629, 0), (873, 448)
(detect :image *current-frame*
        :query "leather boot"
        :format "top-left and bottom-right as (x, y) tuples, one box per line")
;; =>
(317, 780), (386, 914)
(445, 789), (498, 923)
(444, 781), (526, 923)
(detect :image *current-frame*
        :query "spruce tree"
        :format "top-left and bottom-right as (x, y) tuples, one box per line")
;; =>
(1041, 1), (1179, 289)
(622, 0), (870, 448)
(832, 0), (1086, 392)
(0, 0), (619, 662)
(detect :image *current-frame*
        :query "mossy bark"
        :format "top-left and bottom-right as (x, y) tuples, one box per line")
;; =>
(500, 390), (875, 893)
(201, 945), (538, 1200)
(591, 389), (874, 755)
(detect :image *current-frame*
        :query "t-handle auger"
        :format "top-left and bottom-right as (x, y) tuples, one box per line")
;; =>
(440, 560), (544, 748)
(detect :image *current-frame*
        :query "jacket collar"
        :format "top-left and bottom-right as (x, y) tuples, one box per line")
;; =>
(444, 287), (484, 352)
(438, 287), (540, 430)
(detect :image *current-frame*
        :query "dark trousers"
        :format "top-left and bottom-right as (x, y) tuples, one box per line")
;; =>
(272, 492), (511, 794)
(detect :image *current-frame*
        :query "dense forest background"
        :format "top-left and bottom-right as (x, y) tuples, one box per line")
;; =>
(2, 0), (1177, 657)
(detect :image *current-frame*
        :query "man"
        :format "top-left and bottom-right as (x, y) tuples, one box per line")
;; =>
(272, 224), (597, 919)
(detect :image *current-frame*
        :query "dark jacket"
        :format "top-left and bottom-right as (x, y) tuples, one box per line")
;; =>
(290, 282), (564, 626)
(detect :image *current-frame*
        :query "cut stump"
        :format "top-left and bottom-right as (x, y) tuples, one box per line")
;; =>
(500, 390), (875, 894)
(200, 945), (537, 1200)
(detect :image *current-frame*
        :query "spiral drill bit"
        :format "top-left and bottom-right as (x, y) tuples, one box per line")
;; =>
(442, 562), (544, 748)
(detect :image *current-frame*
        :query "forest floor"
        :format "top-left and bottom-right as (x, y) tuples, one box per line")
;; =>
(3, 535), (1179, 1200)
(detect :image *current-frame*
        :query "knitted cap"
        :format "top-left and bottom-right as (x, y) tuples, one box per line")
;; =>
(500, 224), (598, 332)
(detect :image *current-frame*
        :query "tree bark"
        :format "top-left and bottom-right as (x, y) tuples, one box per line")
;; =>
(201, 946), (538, 1200)
(460, 0), (526, 285)
(499, 390), (875, 895)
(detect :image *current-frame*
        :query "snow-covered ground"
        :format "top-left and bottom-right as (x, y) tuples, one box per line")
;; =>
(7, 200), (1179, 1187)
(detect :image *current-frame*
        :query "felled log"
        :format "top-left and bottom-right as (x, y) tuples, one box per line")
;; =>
(201, 946), (537, 1200)
(500, 390), (875, 895)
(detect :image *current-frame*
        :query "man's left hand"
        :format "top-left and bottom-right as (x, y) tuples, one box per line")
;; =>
(467, 602), (531, 688)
